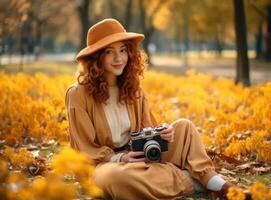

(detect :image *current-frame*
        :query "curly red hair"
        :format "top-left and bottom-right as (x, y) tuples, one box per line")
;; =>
(77, 40), (147, 103)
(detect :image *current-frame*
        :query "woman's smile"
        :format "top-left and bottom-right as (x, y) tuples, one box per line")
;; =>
(112, 64), (124, 69)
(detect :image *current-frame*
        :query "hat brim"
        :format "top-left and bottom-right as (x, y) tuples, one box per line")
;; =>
(76, 32), (144, 61)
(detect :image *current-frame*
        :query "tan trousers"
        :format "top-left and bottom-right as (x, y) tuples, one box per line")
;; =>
(93, 119), (217, 200)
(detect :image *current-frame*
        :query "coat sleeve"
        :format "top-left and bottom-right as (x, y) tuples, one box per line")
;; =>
(65, 85), (115, 165)
(141, 90), (158, 128)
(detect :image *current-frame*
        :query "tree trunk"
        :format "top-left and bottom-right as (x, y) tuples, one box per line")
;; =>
(183, 0), (190, 68)
(0, 20), (5, 66)
(34, 21), (43, 61)
(215, 35), (223, 58)
(255, 22), (263, 59)
(20, 23), (28, 72)
(26, 11), (34, 63)
(0, 42), (3, 65)
(138, 0), (149, 61)
(124, 0), (133, 30)
(138, 0), (166, 65)
(108, 0), (118, 19)
(0, 39), (5, 66)
(265, 5), (271, 60)
(77, 0), (91, 50)
(233, 0), (250, 86)
(19, 10), (33, 71)
(143, 28), (154, 64)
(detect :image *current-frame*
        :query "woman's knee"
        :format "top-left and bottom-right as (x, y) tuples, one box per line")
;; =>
(171, 118), (193, 130)
(170, 118), (197, 141)
(94, 163), (119, 188)
(93, 163), (128, 189)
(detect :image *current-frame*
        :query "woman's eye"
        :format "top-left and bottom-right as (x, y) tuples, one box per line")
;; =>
(105, 50), (113, 54)
(121, 48), (127, 53)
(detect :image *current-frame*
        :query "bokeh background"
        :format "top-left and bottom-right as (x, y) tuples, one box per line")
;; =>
(0, 0), (271, 85)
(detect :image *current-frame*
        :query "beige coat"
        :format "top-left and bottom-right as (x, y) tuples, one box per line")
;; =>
(65, 83), (217, 200)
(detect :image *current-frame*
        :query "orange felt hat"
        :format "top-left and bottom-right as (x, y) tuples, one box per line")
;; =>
(76, 18), (145, 61)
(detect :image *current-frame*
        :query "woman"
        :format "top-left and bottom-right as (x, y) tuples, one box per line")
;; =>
(65, 18), (240, 200)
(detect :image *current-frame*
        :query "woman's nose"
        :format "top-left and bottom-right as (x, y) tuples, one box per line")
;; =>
(114, 52), (122, 62)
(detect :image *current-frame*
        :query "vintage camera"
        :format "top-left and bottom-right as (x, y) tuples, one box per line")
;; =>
(130, 125), (168, 162)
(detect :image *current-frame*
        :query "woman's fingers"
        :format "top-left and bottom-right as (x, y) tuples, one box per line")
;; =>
(161, 132), (174, 137)
(129, 151), (144, 158)
(160, 126), (174, 134)
(160, 129), (175, 142)
(121, 151), (146, 163)
(129, 157), (146, 162)
(160, 125), (174, 142)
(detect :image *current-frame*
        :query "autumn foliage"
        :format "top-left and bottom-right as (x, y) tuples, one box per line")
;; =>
(0, 71), (270, 199)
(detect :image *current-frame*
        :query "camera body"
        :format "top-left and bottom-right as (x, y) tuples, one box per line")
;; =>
(130, 125), (168, 162)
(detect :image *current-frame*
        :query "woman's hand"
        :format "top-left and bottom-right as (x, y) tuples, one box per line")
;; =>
(160, 124), (175, 142)
(120, 151), (146, 163)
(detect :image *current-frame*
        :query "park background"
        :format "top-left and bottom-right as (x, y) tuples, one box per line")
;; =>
(0, 0), (271, 199)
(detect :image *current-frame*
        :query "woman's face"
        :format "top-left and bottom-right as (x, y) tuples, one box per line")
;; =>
(102, 41), (128, 79)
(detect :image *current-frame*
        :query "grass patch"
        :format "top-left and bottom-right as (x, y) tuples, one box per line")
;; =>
(242, 173), (271, 187)
(0, 61), (78, 75)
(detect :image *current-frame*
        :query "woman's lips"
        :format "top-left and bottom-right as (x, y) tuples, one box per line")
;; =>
(112, 64), (123, 69)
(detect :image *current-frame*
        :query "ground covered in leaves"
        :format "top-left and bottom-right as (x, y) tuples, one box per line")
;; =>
(0, 71), (270, 200)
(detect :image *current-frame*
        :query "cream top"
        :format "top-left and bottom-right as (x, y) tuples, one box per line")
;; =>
(102, 86), (131, 148)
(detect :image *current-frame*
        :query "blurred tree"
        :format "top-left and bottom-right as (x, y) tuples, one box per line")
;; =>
(166, 0), (191, 67)
(0, 0), (77, 66)
(191, 0), (232, 56)
(30, 0), (75, 58)
(72, 0), (93, 50)
(0, 0), (29, 66)
(19, 7), (33, 70)
(107, 0), (133, 30)
(233, 0), (250, 86)
(182, 0), (190, 67)
(165, 0), (232, 67)
(247, 0), (271, 61)
(124, 0), (133, 30)
(265, 4), (271, 60)
(246, 1), (265, 59)
(17, 0), (75, 64)
(137, 0), (172, 64)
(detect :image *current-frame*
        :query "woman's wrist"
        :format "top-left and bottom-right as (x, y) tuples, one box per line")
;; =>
(120, 152), (126, 162)
(110, 153), (125, 162)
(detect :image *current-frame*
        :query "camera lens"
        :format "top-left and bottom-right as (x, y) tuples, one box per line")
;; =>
(148, 149), (160, 158)
(143, 140), (161, 162)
